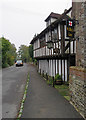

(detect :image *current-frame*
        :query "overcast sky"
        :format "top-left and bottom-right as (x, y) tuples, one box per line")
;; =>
(0, 0), (72, 51)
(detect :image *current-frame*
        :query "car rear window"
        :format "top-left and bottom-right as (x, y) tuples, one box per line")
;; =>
(16, 60), (22, 63)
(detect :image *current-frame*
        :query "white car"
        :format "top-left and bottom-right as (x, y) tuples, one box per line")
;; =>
(15, 60), (23, 67)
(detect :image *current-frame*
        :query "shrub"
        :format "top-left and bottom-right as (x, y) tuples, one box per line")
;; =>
(55, 73), (61, 81)
(2, 63), (9, 68)
(48, 76), (53, 85)
(54, 73), (63, 85)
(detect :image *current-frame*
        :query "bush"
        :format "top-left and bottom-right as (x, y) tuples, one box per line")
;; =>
(29, 58), (33, 62)
(48, 76), (53, 85)
(2, 63), (9, 68)
(34, 59), (37, 65)
(55, 73), (62, 85)
(55, 73), (61, 81)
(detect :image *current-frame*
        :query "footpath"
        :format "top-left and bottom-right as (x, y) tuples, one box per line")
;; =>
(21, 64), (84, 119)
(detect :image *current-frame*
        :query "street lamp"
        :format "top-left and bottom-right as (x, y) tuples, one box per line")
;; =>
(46, 35), (54, 49)
(46, 33), (60, 54)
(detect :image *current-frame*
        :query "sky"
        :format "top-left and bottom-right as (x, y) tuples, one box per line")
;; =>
(0, 0), (72, 51)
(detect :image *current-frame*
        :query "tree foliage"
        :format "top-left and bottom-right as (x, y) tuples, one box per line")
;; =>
(0, 37), (17, 68)
(0, 38), (2, 68)
(18, 45), (29, 63)
(28, 45), (33, 61)
(17, 44), (33, 63)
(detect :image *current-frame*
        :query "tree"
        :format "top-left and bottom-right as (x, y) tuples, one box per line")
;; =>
(0, 38), (2, 68)
(0, 37), (17, 68)
(18, 45), (29, 63)
(6, 44), (17, 66)
(28, 45), (33, 61)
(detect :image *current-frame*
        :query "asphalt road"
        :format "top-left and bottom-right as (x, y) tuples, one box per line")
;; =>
(22, 64), (84, 119)
(2, 63), (29, 118)
(0, 69), (2, 119)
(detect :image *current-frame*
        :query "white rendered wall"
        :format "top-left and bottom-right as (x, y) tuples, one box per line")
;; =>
(53, 60), (55, 77)
(65, 60), (67, 81)
(62, 60), (64, 80)
(75, 41), (76, 53)
(59, 60), (61, 75)
(38, 59), (68, 81)
(51, 18), (57, 23)
(50, 60), (52, 76)
(49, 60), (51, 76)
(71, 41), (73, 53)
(56, 60), (58, 74)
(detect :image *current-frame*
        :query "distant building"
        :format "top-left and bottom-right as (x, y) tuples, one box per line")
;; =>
(30, 7), (76, 82)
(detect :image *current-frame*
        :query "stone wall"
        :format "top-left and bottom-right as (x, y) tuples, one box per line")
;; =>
(69, 1), (86, 119)
(69, 67), (86, 119)
(72, 2), (86, 68)
(84, 2), (86, 69)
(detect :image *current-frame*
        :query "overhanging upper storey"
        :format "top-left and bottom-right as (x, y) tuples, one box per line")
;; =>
(30, 7), (76, 59)
(30, 7), (72, 44)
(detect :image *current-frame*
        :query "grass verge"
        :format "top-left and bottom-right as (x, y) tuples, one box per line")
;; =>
(17, 73), (30, 120)
(44, 76), (70, 101)
(54, 84), (70, 101)
(42, 74), (70, 101)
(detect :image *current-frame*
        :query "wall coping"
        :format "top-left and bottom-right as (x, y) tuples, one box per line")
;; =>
(70, 66), (86, 73)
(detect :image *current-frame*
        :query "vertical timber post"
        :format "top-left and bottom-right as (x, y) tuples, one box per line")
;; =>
(53, 76), (54, 87)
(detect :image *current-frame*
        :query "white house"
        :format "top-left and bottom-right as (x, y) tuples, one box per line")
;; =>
(30, 7), (76, 82)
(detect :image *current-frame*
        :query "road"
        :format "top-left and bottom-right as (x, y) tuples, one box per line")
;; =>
(2, 63), (29, 118)
(22, 64), (83, 119)
(2, 63), (84, 119)
(0, 69), (2, 119)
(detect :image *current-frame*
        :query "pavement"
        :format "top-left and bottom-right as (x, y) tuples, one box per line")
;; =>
(2, 63), (29, 118)
(21, 64), (84, 119)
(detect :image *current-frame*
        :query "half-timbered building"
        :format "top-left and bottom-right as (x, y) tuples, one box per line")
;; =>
(30, 7), (76, 82)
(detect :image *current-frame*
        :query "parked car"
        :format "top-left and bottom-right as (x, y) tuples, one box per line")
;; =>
(15, 60), (23, 67)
